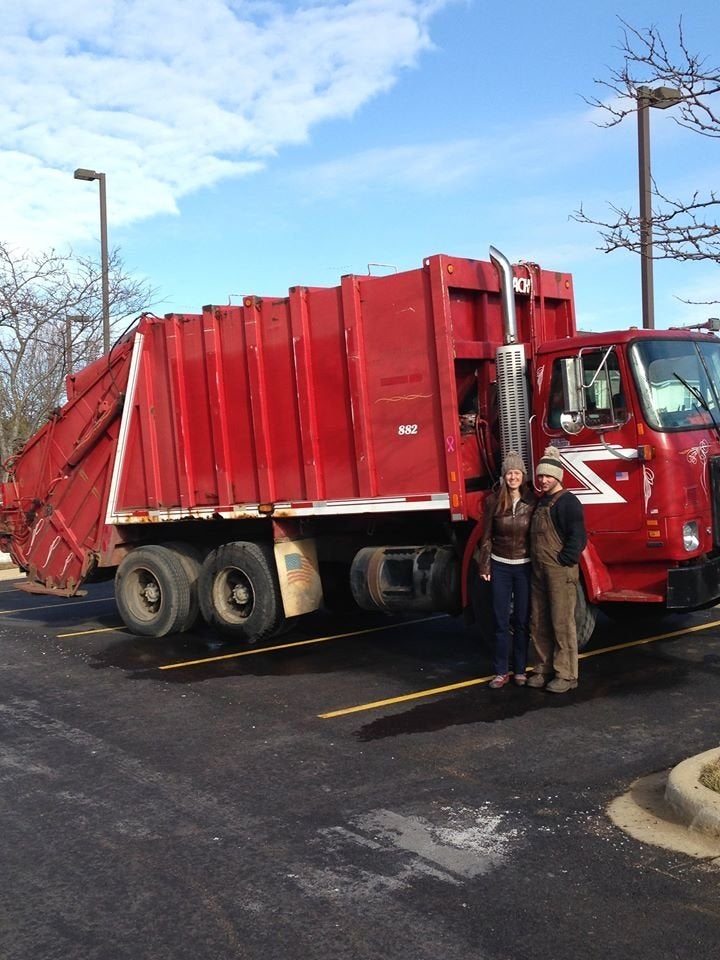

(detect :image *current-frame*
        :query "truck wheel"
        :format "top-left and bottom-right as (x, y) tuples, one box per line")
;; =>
(199, 541), (284, 641)
(115, 546), (193, 637)
(576, 580), (597, 651)
(164, 542), (203, 631)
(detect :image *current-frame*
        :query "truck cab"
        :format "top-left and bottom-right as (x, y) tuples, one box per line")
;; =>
(534, 329), (720, 610)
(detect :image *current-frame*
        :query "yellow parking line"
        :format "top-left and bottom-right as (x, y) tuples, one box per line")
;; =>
(578, 618), (720, 657)
(0, 597), (113, 616)
(58, 625), (127, 638)
(158, 616), (443, 670)
(318, 617), (720, 719)
(320, 674), (495, 718)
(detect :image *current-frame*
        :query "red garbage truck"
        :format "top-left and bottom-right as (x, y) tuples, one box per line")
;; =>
(2, 246), (720, 645)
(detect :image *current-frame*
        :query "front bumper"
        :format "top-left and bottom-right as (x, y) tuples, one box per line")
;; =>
(666, 554), (720, 609)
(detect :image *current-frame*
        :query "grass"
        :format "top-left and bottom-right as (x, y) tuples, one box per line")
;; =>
(699, 754), (720, 794)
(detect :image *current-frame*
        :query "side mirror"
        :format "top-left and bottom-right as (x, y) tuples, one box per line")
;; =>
(561, 358), (585, 412)
(557, 358), (585, 435)
(560, 410), (584, 435)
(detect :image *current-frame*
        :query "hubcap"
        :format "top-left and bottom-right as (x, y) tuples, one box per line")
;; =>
(215, 567), (254, 622)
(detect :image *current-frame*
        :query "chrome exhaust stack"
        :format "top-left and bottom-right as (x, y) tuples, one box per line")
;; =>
(489, 245), (518, 345)
(489, 246), (531, 472)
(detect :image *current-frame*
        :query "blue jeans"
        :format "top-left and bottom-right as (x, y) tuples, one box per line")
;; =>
(490, 558), (531, 676)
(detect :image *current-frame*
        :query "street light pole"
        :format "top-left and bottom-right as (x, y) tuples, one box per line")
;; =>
(73, 167), (110, 353)
(636, 86), (682, 330)
(637, 90), (654, 330)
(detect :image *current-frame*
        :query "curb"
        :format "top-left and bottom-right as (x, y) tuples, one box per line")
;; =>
(665, 747), (720, 838)
(0, 551), (22, 582)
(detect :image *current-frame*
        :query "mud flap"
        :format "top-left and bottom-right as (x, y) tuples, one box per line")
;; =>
(274, 537), (324, 617)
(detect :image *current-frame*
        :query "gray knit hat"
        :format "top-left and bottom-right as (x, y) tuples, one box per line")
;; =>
(535, 445), (564, 482)
(501, 449), (527, 477)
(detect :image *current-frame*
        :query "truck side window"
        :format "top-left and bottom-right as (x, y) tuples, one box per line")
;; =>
(547, 349), (627, 430)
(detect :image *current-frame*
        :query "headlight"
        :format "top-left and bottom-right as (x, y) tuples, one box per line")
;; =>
(682, 521), (700, 552)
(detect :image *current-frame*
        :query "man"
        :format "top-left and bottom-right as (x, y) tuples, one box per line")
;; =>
(527, 445), (587, 694)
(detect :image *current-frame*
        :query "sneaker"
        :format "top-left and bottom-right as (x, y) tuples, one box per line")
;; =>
(526, 672), (547, 688)
(489, 674), (510, 689)
(546, 677), (578, 694)
(513, 673), (527, 686)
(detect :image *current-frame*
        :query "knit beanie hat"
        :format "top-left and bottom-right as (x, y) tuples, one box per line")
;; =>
(535, 445), (564, 482)
(500, 449), (527, 477)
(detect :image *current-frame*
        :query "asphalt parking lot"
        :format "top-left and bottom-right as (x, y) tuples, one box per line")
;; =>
(1, 576), (719, 960)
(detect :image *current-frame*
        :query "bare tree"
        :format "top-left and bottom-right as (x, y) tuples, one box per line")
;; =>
(573, 19), (720, 270)
(0, 242), (154, 468)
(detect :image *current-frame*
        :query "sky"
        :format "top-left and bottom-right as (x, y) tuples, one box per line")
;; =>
(2, 0), (719, 332)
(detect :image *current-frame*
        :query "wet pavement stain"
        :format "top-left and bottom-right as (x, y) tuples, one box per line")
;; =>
(86, 634), (219, 673)
(354, 659), (689, 741)
(355, 686), (549, 739)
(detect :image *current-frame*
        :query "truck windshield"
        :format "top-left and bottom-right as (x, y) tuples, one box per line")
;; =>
(629, 339), (720, 431)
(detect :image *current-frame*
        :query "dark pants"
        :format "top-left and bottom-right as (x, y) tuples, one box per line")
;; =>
(490, 558), (531, 676)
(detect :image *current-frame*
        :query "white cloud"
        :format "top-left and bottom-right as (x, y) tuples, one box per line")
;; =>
(0, 0), (445, 249)
(288, 139), (486, 197)
(285, 108), (627, 201)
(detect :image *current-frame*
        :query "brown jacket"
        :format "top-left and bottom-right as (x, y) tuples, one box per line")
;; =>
(475, 489), (536, 576)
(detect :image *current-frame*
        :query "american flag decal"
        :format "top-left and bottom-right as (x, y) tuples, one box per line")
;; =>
(284, 552), (314, 586)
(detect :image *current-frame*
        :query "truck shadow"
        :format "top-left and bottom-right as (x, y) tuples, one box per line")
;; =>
(87, 611), (474, 681)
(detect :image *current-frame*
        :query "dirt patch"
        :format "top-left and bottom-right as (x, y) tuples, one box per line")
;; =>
(608, 770), (720, 862)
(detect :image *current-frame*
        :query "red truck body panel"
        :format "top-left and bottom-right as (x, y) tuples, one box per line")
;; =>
(108, 256), (573, 520)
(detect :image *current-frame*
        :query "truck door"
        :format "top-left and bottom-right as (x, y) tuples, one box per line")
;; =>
(537, 348), (642, 535)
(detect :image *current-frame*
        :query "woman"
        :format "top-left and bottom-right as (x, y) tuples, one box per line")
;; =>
(475, 450), (535, 688)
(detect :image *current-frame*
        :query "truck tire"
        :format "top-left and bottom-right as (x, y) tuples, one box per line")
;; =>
(576, 579), (597, 651)
(199, 541), (284, 641)
(115, 545), (194, 637)
(164, 541), (204, 631)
